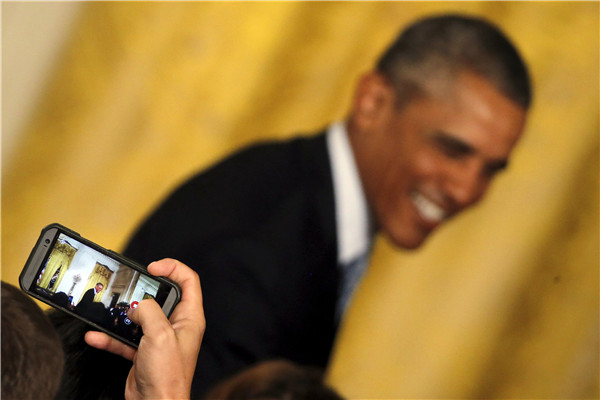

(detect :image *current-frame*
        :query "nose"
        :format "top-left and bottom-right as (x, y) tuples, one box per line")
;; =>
(444, 160), (488, 209)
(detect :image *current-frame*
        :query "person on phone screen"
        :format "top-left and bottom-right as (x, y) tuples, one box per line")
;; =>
(75, 282), (104, 311)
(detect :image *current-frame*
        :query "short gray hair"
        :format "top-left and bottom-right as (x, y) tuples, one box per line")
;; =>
(377, 14), (532, 109)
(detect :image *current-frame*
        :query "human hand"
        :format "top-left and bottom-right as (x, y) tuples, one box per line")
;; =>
(85, 259), (205, 400)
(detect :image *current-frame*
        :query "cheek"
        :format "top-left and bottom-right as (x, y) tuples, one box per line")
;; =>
(377, 159), (410, 203)
(397, 150), (442, 193)
(374, 160), (417, 226)
(375, 149), (435, 207)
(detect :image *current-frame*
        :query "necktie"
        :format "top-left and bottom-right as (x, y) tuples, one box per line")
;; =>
(335, 252), (369, 322)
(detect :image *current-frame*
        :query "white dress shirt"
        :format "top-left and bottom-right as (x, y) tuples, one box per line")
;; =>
(326, 121), (374, 321)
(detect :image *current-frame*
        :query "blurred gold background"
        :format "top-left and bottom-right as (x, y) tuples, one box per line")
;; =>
(2, 2), (598, 399)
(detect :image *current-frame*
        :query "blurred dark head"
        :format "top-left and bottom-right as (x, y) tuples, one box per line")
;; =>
(1, 281), (65, 400)
(46, 310), (131, 400)
(204, 360), (344, 400)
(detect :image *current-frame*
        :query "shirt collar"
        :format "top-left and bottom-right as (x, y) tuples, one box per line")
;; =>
(326, 121), (373, 265)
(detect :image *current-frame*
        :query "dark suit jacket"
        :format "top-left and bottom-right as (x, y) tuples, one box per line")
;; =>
(76, 288), (96, 310)
(123, 132), (340, 397)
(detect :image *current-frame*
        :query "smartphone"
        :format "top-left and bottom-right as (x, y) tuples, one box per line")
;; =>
(19, 223), (181, 348)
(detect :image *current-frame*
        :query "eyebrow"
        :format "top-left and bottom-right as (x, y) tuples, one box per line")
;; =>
(432, 131), (475, 155)
(433, 131), (510, 173)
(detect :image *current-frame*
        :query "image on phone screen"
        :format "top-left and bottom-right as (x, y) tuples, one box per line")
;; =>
(30, 233), (166, 345)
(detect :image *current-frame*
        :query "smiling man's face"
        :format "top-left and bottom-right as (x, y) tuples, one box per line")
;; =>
(349, 71), (527, 249)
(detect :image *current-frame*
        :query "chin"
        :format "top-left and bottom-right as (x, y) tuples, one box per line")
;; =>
(386, 229), (429, 250)
(398, 240), (426, 251)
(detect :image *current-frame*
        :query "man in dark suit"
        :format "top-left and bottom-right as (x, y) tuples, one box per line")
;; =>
(122, 14), (532, 397)
(75, 282), (104, 313)
(47, 14), (531, 399)
(74, 282), (107, 328)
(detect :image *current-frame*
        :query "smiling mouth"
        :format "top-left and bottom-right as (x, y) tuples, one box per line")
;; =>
(410, 191), (448, 224)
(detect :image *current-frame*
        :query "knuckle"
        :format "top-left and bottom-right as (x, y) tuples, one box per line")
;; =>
(152, 324), (176, 344)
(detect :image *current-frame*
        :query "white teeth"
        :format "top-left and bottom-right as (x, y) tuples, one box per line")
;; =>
(411, 192), (447, 222)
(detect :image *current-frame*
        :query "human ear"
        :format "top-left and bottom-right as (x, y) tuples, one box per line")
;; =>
(350, 72), (395, 130)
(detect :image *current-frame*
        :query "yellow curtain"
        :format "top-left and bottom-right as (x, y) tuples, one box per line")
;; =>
(37, 240), (76, 293)
(2, 2), (597, 399)
(79, 262), (113, 303)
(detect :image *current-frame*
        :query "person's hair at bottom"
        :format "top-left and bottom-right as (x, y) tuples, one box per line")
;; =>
(204, 359), (344, 400)
(46, 310), (132, 400)
(1, 281), (65, 400)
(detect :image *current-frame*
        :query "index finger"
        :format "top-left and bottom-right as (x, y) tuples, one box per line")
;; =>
(84, 330), (136, 361)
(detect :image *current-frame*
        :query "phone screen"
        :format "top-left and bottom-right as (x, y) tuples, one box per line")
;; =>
(21, 226), (179, 347)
